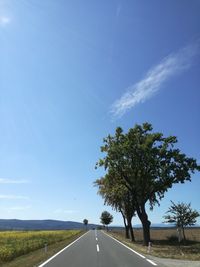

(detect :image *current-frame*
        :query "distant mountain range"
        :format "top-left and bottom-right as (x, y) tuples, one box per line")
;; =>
(112, 223), (200, 229)
(133, 223), (174, 228)
(131, 223), (200, 228)
(0, 219), (98, 230)
(0, 219), (199, 231)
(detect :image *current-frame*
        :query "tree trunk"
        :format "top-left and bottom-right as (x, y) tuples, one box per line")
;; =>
(122, 212), (130, 239)
(141, 218), (151, 246)
(125, 225), (130, 239)
(127, 218), (135, 242)
(182, 225), (186, 244)
(136, 204), (151, 246)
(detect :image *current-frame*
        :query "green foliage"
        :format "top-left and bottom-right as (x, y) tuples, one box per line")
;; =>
(163, 201), (200, 227)
(83, 219), (88, 226)
(100, 211), (113, 226)
(95, 174), (135, 219)
(164, 201), (199, 242)
(97, 122), (199, 208)
(95, 173), (135, 240)
(95, 122), (200, 245)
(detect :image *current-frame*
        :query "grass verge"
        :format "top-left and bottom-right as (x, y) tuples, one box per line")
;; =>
(108, 230), (200, 261)
(1, 230), (85, 267)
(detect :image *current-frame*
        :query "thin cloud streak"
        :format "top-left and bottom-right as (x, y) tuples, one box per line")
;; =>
(111, 42), (200, 118)
(0, 178), (29, 184)
(0, 206), (31, 213)
(8, 206), (31, 211)
(0, 195), (29, 200)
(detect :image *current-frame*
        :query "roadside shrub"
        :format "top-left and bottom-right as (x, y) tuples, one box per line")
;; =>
(167, 234), (178, 243)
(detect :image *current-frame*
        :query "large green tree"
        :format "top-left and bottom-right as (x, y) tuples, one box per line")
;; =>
(95, 172), (135, 241)
(163, 201), (200, 242)
(96, 123), (199, 245)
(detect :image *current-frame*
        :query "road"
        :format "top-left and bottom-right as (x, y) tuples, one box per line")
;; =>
(38, 230), (160, 267)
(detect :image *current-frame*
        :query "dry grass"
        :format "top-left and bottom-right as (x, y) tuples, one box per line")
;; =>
(119, 227), (200, 243)
(130, 228), (200, 242)
(110, 228), (200, 261)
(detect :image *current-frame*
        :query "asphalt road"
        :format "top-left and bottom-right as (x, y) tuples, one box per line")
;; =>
(38, 230), (160, 267)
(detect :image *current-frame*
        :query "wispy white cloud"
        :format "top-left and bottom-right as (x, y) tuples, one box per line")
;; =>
(111, 42), (200, 118)
(0, 15), (11, 26)
(8, 206), (31, 211)
(0, 194), (29, 200)
(54, 208), (78, 214)
(0, 178), (29, 184)
(0, 205), (31, 213)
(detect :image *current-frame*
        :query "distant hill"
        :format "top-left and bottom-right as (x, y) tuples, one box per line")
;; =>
(111, 223), (200, 229)
(1, 220), (198, 231)
(0, 219), (98, 231)
(133, 223), (174, 228)
(110, 223), (175, 229)
(133, 223), (200, 229)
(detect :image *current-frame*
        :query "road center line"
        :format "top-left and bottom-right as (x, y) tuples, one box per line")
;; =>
(96, 244), (100, 252)
(96, 237), (98, 241)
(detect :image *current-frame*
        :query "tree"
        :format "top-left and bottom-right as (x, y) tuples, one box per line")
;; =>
(96, 123), (200, 245)
(163, 201), (200, 242)
(83, 219), (88, 230)
(95, 173), (135, 241)
(100, 211), (113, 230)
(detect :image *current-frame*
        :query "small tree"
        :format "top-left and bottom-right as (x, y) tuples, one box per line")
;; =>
(163, 201), (200, 243)
(100, 211), (113, 230)
(83, 219), (88, 230)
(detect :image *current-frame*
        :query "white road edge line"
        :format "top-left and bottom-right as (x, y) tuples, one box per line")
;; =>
(38, 231), (90, 267)
(96, 244), (100, 252)
(103, 231), (157, 266)
(103, 231), (145, 259)
(146, 259), (157, 266)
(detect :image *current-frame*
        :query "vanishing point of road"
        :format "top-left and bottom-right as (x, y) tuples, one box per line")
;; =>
(38, 230), (160, 267)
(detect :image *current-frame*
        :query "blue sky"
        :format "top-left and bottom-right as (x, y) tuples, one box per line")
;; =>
(0, 0), (199, 226)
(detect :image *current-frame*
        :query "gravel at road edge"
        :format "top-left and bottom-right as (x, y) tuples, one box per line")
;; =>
(148, 255), (200, 267)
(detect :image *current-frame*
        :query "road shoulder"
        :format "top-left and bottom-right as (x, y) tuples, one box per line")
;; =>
(147, 255), (200, 267)
(105, 231), (200, 267)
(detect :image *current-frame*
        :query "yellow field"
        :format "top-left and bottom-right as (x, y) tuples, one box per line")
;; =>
(0, 230), (81, 263)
